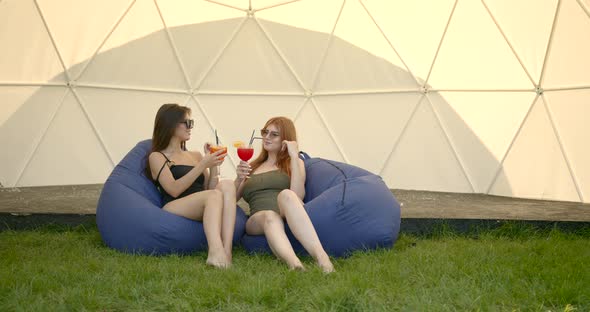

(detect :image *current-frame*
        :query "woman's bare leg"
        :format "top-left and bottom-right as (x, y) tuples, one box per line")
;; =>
(277, 189), (334, 273)
(216, 179), (237, 261)
(246, 210), (304, 270)
(163, 190), (229, 268)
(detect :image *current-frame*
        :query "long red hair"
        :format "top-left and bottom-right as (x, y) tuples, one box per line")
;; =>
(249, 117), (297, 177)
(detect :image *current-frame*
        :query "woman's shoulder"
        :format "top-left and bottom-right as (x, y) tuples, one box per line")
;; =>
(148, 151), (166, 162)
(147, 152), (168, 173)
(188, 150), (203, 161)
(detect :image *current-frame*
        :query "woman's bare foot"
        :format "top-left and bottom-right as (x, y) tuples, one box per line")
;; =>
(285, 257), (306, 271)
(206, 248), (230, 269)
(206, 258), (231, 269)
(316, 253), (334, 273)
(288, 263), (306, 271)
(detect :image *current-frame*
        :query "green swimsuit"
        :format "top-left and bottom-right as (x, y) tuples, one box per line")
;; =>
(242, 170), (290, 215)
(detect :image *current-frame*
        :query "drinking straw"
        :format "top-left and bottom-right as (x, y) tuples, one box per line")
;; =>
(215, 129), (219, 145)
(248, 129), (256, 147)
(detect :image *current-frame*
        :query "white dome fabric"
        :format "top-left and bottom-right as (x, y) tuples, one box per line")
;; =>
(0, 0), (589, 203)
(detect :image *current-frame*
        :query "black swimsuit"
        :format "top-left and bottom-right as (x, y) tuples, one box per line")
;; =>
(154, 152), (205, 206)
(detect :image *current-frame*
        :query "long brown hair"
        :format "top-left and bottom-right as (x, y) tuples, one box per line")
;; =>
(250, 117), (297, 177)
(145, 103), (191, 181)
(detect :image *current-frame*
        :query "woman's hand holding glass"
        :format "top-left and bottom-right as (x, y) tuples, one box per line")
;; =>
(236, 161), (251, 181)
(202, 143), (226, 170)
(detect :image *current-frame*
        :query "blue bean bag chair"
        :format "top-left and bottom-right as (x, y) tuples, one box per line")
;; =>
(241, 153), (401, 258)
(97, 139), (247, 255)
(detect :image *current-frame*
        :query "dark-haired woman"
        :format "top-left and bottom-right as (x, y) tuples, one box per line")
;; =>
(146, 104), (236, 268)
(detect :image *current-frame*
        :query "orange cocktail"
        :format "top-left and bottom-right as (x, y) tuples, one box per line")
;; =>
(209, 145), (226, 177)
(209, 145), (227, 159)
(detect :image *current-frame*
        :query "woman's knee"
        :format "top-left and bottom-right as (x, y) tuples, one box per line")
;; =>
(206, 189), (223, 203)
(278, 190), (303, 216)
(259, 210), (282, 228)
(277, 189), (297, 204)
(246, 210), (278, 235)
(216, 179), (235, 195)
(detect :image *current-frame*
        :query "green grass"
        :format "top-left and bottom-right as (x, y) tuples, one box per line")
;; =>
(1, 223), (589, 311)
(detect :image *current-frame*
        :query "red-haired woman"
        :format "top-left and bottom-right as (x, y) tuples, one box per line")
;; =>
(235, 117), (334, 273)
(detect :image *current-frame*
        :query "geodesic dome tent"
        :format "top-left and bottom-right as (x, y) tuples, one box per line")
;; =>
(1, 0), (589, 204)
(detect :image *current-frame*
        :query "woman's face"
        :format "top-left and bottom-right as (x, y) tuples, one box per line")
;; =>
(175, 113), (193, 141)
(261, 123), (282, 153)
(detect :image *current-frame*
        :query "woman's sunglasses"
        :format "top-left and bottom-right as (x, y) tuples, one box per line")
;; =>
(261, 129), (280, 138)
(179, 119), (194, 129)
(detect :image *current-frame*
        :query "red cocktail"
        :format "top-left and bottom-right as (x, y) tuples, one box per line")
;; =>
(237, 147), (254, 161)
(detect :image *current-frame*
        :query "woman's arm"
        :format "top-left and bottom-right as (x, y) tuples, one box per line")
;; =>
(199, 142), (225, 190)
(289, 157), (306, 200)
(283, 140), (305, 200)
(234, 160), (251, 200)
(149, 152), (207, 198)
(234, 178), (245, 200)
(191, 151), (218, 191)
